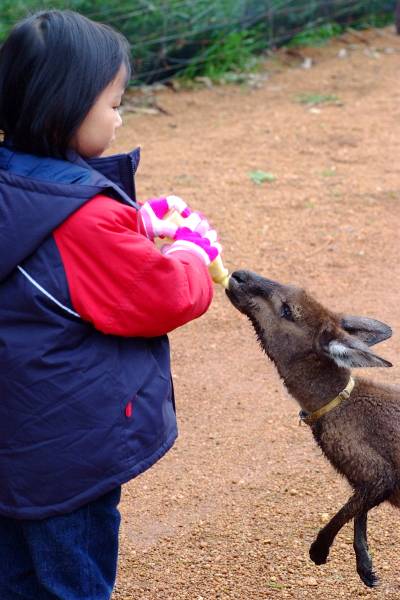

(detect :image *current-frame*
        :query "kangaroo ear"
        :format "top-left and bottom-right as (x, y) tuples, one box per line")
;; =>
(341, 315), (392, 347)
(326, 335), (392, 369)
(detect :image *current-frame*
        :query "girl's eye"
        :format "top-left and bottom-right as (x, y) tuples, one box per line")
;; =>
(280, 303), (294, 321)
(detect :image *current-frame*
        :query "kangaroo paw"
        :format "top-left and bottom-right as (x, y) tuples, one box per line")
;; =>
(358, 566), (379, 588)
(309, 539), (330, 565)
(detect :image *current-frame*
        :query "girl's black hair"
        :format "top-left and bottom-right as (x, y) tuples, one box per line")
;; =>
(0, 10), (131, 158)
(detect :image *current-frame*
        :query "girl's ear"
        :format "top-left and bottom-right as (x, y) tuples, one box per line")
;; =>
(320, 330), (392, 369)
(340, 315), (392, 347)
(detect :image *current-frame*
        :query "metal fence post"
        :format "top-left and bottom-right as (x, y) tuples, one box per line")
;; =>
(396, 0), (400, 33)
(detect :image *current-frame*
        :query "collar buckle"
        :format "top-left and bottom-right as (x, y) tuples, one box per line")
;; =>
(298, 376), (355, 426)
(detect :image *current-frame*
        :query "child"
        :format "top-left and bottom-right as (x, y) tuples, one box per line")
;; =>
(0, 10), (221, 600)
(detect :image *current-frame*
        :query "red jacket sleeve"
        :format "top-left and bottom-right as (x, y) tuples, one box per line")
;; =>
(54, 194), (213, 337)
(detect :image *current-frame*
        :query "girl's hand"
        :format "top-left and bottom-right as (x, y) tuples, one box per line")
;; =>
(140, 196), (212, 241)
(139, 195), (190, 240)
(162, 227), (222, 266)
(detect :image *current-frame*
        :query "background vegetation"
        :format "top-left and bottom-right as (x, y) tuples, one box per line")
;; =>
(0, 1), (396, 83)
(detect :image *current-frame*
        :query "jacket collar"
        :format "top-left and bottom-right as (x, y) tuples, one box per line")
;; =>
(0, 143), (140, 208)
(0, 145), (141, 282)
(86, 149), (140, 205)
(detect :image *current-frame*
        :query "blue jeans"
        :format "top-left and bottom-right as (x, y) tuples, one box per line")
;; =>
(0, 486), (121, 600)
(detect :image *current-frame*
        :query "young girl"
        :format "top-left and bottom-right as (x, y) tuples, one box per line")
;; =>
(0, 10), (221, 599)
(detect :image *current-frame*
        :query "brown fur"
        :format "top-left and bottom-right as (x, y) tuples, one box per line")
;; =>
(226, 270), (398, 588)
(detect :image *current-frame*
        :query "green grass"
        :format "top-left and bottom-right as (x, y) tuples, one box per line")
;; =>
(296, 93), (341, 106)
(287, 11), (394, 49)
(288, 22), (343, 48)
(179, 30), (263, 82)
(249, 170), (277, 185)
(321, 168), (337, 177)
(267, 580), (286, 590)
(352, 11), (395, 29)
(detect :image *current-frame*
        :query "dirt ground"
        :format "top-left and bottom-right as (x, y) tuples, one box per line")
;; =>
(111, 26), (400, 599)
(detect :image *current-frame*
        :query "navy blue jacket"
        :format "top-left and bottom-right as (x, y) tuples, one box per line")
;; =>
(0, 145), (178, 519)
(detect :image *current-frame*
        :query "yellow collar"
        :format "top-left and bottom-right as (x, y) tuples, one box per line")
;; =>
(299, 376), (355, 426)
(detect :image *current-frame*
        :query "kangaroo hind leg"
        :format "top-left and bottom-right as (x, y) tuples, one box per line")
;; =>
(354, 512), (379, 588)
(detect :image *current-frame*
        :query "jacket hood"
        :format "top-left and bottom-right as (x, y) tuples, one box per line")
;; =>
(0, 145), (140, 282)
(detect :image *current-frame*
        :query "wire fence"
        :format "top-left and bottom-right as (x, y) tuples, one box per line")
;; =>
(0, 0), (396, 83)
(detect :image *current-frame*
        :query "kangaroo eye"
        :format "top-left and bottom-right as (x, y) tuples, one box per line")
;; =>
(280, 303), (294, 321)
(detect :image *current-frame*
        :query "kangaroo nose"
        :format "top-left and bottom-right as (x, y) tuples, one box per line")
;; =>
(231, 270), (249, 284)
